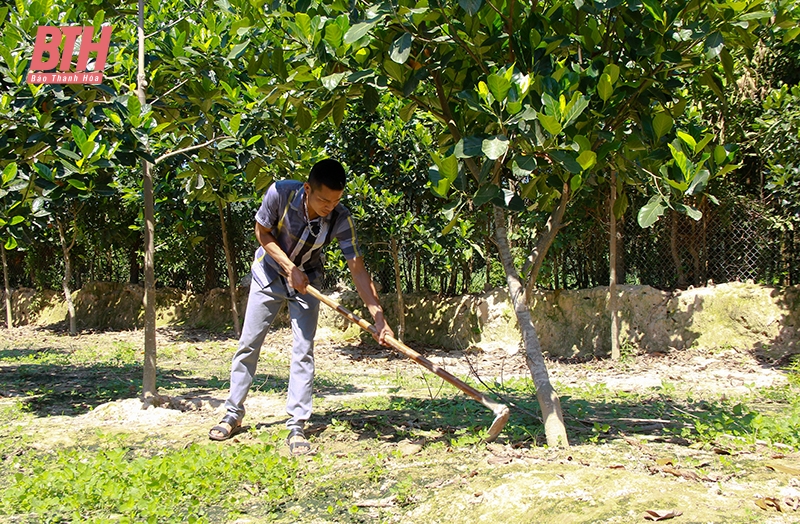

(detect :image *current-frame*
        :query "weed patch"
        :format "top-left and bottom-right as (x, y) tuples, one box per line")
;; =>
(0, 431), (295, 523)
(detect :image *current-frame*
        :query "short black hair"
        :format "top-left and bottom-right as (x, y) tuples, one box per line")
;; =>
(308, 159), (346, 191)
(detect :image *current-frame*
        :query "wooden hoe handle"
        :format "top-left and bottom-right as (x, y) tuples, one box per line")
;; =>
(305, 285), (510, 442)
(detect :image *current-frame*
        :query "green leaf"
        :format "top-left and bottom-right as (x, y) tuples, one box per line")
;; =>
(246, 135), (262, 147)
(704, 32), (724, 60)
(696, 134), (713, 152)
(701, 70), (724, 100)
(482, 136), (509, 160)
(390, 33), (413, 64)
(604, 64), (620, 84)
(229, 114), (242, 135)
(71, 125), (87, 148)
(296, 105), (312, 131)
(473, 184), (502, 208)
(67, 179), (88, 191)
(537, 112), (562, 135)
(613, 191), (629, 218)
(641, 0), (665, 23)
(669, 143), (692, 179)
(512, 155), (537, 177)
(638, 196), (667, 228)
(436, 153), (459, 180)
(1, 163), (17, 185)
(714, 145), (728, 164)
(399, 101), (417, 122)
(676, 203), (703, 220)
(332, 96), (346, 127)
(570, 174), (583, 192)
(783, 27), (800, 44)
(677, 131), (697, 154)
(455, 136), (483, 158)
(687, 169), (710, 195)
(487, 73), (511, 104)
(295, 13), (313, 41)
(598, 74), (613, 102)
(128, 96), (142, 126)
(324, 20), (344, 50)
(321, 72), (346, 90)
(653, 112), (673, 140)
(577, 150), (597, 171)
(562, 94), (589, 127)
(739, 10), (771, 20)
(459, 0), (483, 15)
(228, 41), (249, 59)
(442, 211), (460, 235)
(344, 21), (375, 45)
(549, 150), (583, 174)
(4, 237), (17, 250)
(363, 85), (380, 113)
(428, 157), (458, 198)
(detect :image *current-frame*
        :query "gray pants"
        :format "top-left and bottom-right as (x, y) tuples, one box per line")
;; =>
(224, 277), (320, 431)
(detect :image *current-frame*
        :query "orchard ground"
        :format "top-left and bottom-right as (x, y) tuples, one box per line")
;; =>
(0, 325), (798, 523)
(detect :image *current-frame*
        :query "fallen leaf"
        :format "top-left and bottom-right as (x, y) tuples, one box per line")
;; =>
(785, 497), (799, 511)
(660, 466), (713, 482)
(488, 455), (512, 465)
(397, 438), (425, 456)
(609, 464), (626, 469)
(755, 497), (782, 512)
(656, 458), (674, 466)
(766, 462), (800, 475)
(355, 495), (396, 508)
(643, 509), (683, 521)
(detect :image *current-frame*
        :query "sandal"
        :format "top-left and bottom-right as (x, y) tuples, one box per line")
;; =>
(287, 428), (312, 456)
(209, 414), (242, 441)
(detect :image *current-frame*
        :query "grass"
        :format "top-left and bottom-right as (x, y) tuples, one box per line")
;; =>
(1, 329), (799, 523)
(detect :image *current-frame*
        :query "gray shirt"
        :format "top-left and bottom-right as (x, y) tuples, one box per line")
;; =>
(251, 180), (361, 288)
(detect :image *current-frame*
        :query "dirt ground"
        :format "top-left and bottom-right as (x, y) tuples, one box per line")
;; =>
(1, 326), (799, 523)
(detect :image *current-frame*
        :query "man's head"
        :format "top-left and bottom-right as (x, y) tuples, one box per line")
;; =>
(304, 159), (346, 219)
(308, 158), (346, 191)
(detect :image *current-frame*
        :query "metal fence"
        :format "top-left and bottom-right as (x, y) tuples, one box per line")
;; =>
(330, 196), (796, 295)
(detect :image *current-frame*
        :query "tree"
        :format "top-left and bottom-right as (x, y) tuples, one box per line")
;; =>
(268, 0), (787, 446)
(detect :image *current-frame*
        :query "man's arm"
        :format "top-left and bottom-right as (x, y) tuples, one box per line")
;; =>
(255, 222), (309, 293)
(347, 256), (394, 346)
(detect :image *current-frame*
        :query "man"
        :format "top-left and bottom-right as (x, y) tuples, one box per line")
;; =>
(209, 158), (394, 455)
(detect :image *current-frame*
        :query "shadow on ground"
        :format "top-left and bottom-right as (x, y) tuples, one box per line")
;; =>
(0, 357), (361, 417)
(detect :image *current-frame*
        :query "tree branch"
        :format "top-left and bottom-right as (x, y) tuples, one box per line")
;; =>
(523, 182), (570, 295)
(155, 136), (230, 164)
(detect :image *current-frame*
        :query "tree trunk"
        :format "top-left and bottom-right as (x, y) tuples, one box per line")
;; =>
(204, 238), (217, 291)
(609, 172), (620, 361)
(2, 245), (12, 329)
(447, 264), (458, 295)
(415, 251), (421, 292)
(484, 235), (492, 292)
(129, 237), (141, 285)
(670, 210), (686, 288)
(493, 205), (569, 447)
(616, 214), (626, 284)
(56, 218), (77, 335)
(391, 237), (405, 342)
(138, 0), (158, 405)
(218, 199), (241, 337)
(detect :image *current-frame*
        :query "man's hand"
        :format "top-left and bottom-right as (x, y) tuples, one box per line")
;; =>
(287, 265), (309, 294)
(372, 316), (394, 347)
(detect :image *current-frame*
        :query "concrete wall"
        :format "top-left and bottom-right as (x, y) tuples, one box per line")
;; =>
(4, 281), (799, 359)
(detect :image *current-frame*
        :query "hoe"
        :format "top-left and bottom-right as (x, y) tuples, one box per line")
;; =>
(306, 284), (510, 442)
